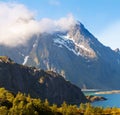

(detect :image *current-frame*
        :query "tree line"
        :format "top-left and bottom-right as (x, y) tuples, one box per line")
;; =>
(0, 88), (120, 115)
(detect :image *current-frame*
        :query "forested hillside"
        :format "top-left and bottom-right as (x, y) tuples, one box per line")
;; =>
(0, 88), (120, 115)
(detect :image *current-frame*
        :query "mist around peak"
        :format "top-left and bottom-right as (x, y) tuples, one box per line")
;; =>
(0, 2), (76, 47)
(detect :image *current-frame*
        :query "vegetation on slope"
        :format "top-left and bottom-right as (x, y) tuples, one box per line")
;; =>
(0, 56), (87, 105)
(0, 88), (120, 115)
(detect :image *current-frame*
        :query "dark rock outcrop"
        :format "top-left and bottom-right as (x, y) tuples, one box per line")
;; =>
(86, 95), (107, 102)
(0, 56), (87, 105)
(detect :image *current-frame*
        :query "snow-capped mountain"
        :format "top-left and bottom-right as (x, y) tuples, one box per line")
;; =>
(0, 21), (120, 89)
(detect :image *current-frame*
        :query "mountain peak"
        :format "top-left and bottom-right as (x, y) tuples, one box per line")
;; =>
(115, 48), (120, 52)
(1, 20), (120, 90)
(114, 48), (120, 55)
(65, 21), (97, 58)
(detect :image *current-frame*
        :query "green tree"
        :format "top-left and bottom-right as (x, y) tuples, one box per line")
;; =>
(0, 106), (8, 115)
(51, 104), (57, 113)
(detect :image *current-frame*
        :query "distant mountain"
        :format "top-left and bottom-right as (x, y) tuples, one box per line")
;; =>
(115, 48), (120, 55)
(0, 21), (120, 89)
(0, 56), (87, 105)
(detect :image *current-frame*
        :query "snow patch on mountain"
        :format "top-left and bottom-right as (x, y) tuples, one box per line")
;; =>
(33, 39), (38, 48)
(22, 56), (29, 65)
(63, 35), (92, 53)
(78, 45), (91, 52)
(54, 34), (96, 58)
(54, 35), (81, 56)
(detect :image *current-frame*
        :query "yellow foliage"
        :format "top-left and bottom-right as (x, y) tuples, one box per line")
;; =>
(0, 87), (120, 115)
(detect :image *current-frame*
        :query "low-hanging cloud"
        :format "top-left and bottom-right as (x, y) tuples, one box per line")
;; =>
(0, 2), (76, 47)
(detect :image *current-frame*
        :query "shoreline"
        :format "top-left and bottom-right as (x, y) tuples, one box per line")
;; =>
(95, 90), (120, 94)
(81, 89), (99, 92)
(82, 89), (120, 95)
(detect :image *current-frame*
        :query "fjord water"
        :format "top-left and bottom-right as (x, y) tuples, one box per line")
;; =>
(92, 93), (120, 108)
(83, 91), (120, 108)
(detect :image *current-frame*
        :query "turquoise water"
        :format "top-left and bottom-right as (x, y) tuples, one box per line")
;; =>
(92, 93), (120, 108)
(83, 91), (120, 108)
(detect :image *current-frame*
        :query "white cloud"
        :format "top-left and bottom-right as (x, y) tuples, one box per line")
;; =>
(97, 21), (120, 49)
(0, 2), (76, 47)
(49, 0), (60, 6)
(0, 2), (37, 47)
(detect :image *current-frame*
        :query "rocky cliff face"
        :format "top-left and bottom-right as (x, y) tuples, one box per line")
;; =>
(0, 56), (87, 105)
(24, 22), (120, 89)
(0, 22), (120, 89)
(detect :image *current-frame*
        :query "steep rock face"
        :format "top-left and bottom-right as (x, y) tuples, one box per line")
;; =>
(25, 22), (120, 89)
(0, 56), (87, 105)
(0, 22), (120, 89)
(0, 36), (37, 64)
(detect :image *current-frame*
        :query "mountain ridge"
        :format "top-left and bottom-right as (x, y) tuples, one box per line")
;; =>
(0, 56), (87, 105)
(0, 21), (120, 89)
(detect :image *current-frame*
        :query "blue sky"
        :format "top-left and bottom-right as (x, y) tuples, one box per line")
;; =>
(0, 0), (120, 49)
